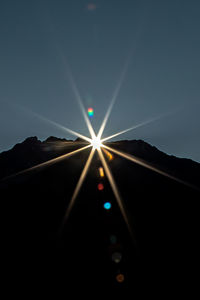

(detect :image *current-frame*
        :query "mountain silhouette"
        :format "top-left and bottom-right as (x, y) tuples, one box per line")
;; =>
(0, 137), (199, 296)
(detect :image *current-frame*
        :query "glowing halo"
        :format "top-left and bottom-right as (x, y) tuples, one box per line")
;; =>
(6, 104), (197, 238)
(90, 135), (103, 150)
(7, 56), (198, 239)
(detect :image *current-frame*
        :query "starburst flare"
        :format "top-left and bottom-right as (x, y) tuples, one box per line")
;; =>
(4, 59), (197, 240)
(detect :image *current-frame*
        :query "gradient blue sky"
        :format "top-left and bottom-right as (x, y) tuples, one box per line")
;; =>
(0, 0), (200, 161)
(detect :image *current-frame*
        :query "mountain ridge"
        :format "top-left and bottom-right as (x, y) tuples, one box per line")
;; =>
(0, 136), (199, 295)
(0, 136), (199, 187)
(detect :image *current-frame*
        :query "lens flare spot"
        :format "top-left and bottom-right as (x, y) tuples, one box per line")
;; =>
(111, 252), (122, 263)
(103, 149), (113, 161)
(87, 3), (96, 11)
(103, 202), (111, 210)
(116, 273), (125, 283)
(110, 235), (117, 244)
(98, 183), (104, 191)
(87, 107), (94, 117)
(98, 167), (105, 178)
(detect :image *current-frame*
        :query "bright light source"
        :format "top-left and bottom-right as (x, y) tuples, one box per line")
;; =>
(91, 136), (103, 150)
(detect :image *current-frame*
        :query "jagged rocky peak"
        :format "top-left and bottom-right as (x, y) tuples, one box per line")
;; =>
(16, 136), (41, 146)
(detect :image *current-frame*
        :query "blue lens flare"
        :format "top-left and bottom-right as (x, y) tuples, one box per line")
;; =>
(103, 202), (111, 210)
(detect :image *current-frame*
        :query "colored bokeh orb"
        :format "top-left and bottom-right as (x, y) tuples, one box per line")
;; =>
(87, 107), (94, 117)
(87, 3), (96, 11)
(111, 252), (122, 263)
(110, 235), (117, 244)
(103, 202), (111, 210)
(116, 273), (125, 283)
(98, 167), (105, 178)
(97, 183), (104, 191)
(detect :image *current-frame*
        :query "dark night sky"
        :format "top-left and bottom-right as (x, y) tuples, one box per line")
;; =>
(0, 0), (200, 161)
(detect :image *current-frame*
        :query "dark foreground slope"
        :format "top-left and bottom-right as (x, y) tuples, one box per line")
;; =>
(0, 137), (199, 297)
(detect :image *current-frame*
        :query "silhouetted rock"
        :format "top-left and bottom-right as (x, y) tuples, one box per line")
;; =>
(45, 136), (73, 143)
(0, 137), (199, 296)
(75, 137), (88, 142)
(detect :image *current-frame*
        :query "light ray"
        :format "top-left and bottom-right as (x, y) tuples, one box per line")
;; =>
(30, 111), (92, 143)
(104, 145), (199, 191)
(2, 145), (91, 181)
(97, 148), (135, 241)
(63, 148), (95, 224)
(14, 104), (92, 143)
(62, 59), (96, 139)
(97, 53), (133, 140)
(40, 23), (96, 139)
(101, 115), (165, 142)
